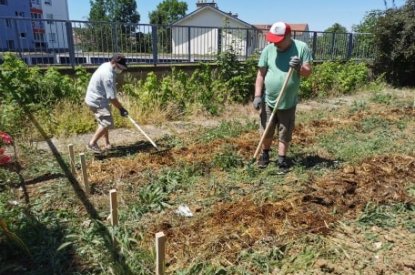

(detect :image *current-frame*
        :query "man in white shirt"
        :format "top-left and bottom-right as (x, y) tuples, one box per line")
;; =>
(85, 54), (129, 154)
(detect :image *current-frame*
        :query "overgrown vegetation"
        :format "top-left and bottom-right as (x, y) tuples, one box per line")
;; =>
(1, 87), (414, 273)
(371, 0), (415, 86)
(1, 51), (371, 140)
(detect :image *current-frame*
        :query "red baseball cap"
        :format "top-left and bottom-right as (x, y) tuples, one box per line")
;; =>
(266, 22), (291, 43)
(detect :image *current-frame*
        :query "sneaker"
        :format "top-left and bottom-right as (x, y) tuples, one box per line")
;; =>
(87, 143), (102, 154)
(104, 144), (112, 151)
(258, 151), (270, 168)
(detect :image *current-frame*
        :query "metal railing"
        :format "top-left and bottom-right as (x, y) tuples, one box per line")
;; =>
(0, 17), (375, 67)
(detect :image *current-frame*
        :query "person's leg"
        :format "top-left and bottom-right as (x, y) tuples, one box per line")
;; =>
(277, 106), (296, 168)
(88, 106), (113, 152)
(258, 103), (277, 167)
(89, 125), (107, 146)
(103, 130), (111, 149)
(278, 140), (289, 158)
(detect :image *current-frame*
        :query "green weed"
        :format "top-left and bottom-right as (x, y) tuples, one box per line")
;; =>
(212, 145), (244, 171)
(197, 120), (257, 143)
(357, 203), (415, 230)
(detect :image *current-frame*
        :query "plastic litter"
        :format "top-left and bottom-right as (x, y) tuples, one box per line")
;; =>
(175, 204), (193, 217)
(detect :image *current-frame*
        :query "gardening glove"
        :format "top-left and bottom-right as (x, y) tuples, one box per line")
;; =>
(119, 107), (129, 117)
(289, 56), (302, 71)
(252, 96), (262, 110)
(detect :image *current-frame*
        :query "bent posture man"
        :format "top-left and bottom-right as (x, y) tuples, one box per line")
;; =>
(85, 54), (129, 153)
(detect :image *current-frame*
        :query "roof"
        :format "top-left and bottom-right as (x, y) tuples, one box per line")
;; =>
(172, 5), (253, 29)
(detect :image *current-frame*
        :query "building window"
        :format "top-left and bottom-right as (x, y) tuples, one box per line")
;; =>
(46, 14), (54, 24)
(15, 11), (25, 17)
(6, 19), (12, 27)
(31, 13), (42, 19)
(7, 40), (14, 49)
(0, 0), (8, 6)
(45, 0), (51, 5)
(34, 33), (44, 41)
(49, 33), (56, 43)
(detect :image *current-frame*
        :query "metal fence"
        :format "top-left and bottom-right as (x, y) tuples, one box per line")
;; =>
(0, 17), (375, 67)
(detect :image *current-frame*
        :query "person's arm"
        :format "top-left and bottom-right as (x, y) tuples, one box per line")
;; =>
(299, 63), (312, 77)
(110, 98), (123, 109)
(255, 67), (267, 97)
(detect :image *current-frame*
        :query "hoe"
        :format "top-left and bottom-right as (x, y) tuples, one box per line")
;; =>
(253, 67), (294, 162)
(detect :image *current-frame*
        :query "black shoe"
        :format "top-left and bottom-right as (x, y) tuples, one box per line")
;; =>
(258, 151), (270, 168)
(277, 159), (290, 174)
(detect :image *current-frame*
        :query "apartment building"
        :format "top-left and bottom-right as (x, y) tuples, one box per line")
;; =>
(0, 0), (34, 50)
(37, 0), (70, 50)
(0, 0), (69, 51)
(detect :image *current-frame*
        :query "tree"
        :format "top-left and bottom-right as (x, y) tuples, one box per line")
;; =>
(106, 0), (140, 24)
(316, 23), (349, 60)
(350, 10), (384, 59)
(149, 0), (187, 25)
(373, 0), (415, 86)
(148, 0), (188, 53)
(324, 23), (348, 33)
(86, 0), (140, 52)
(89, 0), (107, 22)
(89, 0), (140, 23)
(352, 10), (383, 33)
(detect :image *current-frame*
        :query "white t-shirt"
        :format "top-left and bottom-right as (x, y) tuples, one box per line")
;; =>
(85, 62), (117, 108)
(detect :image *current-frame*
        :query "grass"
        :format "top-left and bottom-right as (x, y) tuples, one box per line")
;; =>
(1, 88), (414, 274)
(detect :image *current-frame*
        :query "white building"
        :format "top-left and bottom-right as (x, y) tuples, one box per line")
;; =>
(31, 0), (70, 50)
(171, 1), (257, 57)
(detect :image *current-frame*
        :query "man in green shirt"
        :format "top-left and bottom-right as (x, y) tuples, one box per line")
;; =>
(253, 21), (313, 170)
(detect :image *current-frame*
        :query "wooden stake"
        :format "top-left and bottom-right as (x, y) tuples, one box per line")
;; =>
(109, 189), (118, 226)
(68, 144), (76, 175)
(80, 153), (90, 194)
(155, 231), (166, 275)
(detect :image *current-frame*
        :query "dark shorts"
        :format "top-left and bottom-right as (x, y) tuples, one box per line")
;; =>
(89, 106), (114, 128)
(260, 103), (296, 143)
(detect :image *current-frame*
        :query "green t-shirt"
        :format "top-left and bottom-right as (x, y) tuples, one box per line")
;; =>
(258, 39), (313, 109)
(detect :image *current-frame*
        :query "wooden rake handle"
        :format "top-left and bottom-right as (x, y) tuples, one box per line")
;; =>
(253, 67), (294, 160)
(127, 115), (159, 150)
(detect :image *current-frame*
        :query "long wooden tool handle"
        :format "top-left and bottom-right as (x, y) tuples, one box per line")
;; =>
(128, 116), (159, 150)
(253, 67), (294, 160)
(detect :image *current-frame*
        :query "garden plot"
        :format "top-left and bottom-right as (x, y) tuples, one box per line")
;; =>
(1, 90), (415, 274)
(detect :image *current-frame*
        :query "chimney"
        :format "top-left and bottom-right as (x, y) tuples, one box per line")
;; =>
(196, 0), (218, 9)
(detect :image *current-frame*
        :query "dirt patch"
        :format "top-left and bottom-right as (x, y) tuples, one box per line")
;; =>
(147, 155), (415, 269)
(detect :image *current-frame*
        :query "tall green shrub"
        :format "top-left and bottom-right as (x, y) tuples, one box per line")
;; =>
(300, 61), (369, 98)
(372, 0), (415, 86)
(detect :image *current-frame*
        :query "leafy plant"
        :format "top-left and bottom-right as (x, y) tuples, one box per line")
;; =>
(212, 145), (244, 171)
(300, 61), (369, 99)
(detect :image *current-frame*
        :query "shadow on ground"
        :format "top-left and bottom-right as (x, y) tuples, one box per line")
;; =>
(293, 154), (341, 169)
(94, 140), (172, 160)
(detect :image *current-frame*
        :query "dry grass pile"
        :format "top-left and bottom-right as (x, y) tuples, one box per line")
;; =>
(147, 155), (414, 269)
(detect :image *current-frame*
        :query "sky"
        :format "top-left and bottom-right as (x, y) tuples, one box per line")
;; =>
(68, 0), (407, 32)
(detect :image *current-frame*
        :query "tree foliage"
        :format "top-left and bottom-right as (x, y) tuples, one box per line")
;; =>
(352, 10), (384, 33)
(89, 0), (107, 21)
(372, 0), (415, 86)
(148, 0), (188, 53)
(316, 23), (349, 59)
(324, 23), (348, 33)
(149, 0), (188, 25)
(89, 0), (140, 23)
(86, 0), (140, 52)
